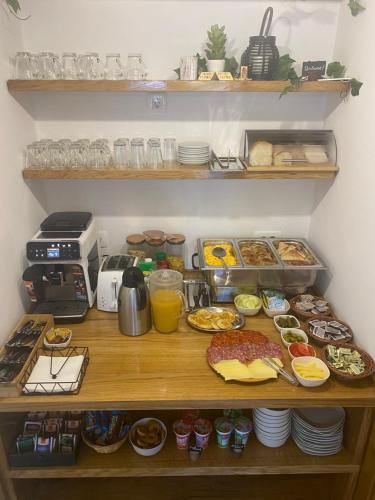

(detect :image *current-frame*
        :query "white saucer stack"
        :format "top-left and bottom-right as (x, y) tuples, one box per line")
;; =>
(177, 141), (210, 165)
(253, 408), (291, 448)
(292, 407), (345, 456)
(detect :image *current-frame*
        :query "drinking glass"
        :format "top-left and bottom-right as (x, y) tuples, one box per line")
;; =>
(124, 54), (147, 80)
(25, 143), (41, 169)
(78, 53), (104, 80)
(69, 141), (86, 169)
(113, 139), (130, 168)
(15, 52), (33, 80)
(48, 143), (65, 170)
(57, 139), (72, 167)
(105, 53), (123, 80)
(130, 138), (145, 168)
(163, 138), (176, 162)
(38, 139), (53, 167)
(92, 139), (111, 165)
(147, 138), (163, 169)
(37, 53), (60, 80)
(78, 139), (91, 167)
(62, 52), (78, 79)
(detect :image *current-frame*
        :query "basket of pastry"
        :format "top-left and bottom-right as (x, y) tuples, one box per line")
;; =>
(130, 418), (167, 456)
(82, 410), (131, 454)
(207, 330), (283, 382)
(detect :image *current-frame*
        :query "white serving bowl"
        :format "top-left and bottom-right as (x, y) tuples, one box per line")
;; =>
(130, 418), (167, 457)
(234, 295), (262, 316)
(291, 357), (330, 388)
(288, 343), (316, 360)
(263, 300), (290, 318)
(273, 315), (300, 333)
(43, 328), (72, 350)
(280, 328), (308, 348)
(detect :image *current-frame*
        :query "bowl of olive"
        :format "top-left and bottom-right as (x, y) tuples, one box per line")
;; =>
(281, 328), (308, 348)
(273, 315), (300, 333)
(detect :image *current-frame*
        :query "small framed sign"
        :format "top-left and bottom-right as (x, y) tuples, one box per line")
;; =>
(217, 72), (234, 81)
(198, 72), (215, 81)
(302, 61), (327, 81)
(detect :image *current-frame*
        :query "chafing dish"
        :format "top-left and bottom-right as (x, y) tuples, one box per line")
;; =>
(193, 238), (327, 302)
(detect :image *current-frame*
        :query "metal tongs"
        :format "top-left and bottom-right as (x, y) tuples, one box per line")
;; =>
(262, 357), (299, 386)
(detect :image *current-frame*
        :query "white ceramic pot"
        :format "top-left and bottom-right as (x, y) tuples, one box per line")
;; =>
(207, 60), (225, 73)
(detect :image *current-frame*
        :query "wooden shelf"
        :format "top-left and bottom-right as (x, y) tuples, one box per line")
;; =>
(8, 432), (358, 479)
(7, 79), (349, 94)
(23, 163), (339, 181)
(0, 309), (374, 412)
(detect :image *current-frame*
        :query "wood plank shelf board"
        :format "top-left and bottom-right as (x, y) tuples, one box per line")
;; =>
(8, 435), (358, 479)
(8, 79), (349, 94)
(0, 309), (374, 412)
(23, 163), (339, 181)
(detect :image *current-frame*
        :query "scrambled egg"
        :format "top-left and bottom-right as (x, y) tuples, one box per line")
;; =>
(204, 244), (238, 266)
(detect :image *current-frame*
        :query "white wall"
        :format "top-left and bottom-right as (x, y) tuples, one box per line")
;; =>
(15, 0), (341, 257)
(309, 2), (375, 354)
(0, 7), (46, 344)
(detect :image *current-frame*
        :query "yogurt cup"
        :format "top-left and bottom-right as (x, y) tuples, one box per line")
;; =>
(234, 416), (252, 447)
(193, 418), (212, 450)
(214, 417), (234, 448)
(173, 419), (192, 450)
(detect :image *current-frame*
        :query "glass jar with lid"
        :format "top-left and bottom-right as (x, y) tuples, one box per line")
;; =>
(126, 234), (146, 259)
(166, 234), (186, 273)
(145, 232), (166, 260)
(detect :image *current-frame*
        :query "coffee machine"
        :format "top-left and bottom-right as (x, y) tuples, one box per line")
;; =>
(23, 212), (100, 322)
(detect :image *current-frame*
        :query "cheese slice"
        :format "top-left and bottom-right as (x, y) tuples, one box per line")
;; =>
(212, 358), (283, 382)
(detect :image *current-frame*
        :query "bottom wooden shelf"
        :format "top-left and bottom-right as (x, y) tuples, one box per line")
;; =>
(9, 431), (358, 479)
(14, 474), (351, 500)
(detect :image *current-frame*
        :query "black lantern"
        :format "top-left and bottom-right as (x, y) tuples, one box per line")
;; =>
(241, 7), (280, 81)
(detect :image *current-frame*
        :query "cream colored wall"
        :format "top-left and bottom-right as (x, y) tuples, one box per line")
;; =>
(0, 8), (46, 344)
(309, 2), (375, 354)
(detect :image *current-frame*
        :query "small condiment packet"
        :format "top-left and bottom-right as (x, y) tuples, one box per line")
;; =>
(17, 435), (36, 454)
(59, 433), (76, 453)
(36, 436), (54, 453)
(65, 419), (81, 434)
(24, 421), (42, 435)
(44, 423), (59, 437)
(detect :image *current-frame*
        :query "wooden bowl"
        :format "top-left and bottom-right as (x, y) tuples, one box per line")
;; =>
(321, 343), (375, 381)
(290, 295), (333, 320)
(82, 430), (129, 454)
(303, 315), (353, 346)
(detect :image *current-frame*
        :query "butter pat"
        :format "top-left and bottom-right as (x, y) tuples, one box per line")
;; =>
(212, 358), (283, 381)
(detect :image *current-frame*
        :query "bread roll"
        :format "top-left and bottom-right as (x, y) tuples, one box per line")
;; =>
(273, 145), (293, 166)
(249, 141), (272, 167)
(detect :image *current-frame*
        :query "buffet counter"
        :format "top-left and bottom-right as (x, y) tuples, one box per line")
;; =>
(1, 308), (375, 412)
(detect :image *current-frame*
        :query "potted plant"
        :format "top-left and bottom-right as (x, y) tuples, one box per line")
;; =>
(205, 24), (227, 73)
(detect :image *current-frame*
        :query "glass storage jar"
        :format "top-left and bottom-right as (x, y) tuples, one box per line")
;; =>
(166, 234), (186, 273)
(126, 234), (146, 259)
(145, 235), (166, 260)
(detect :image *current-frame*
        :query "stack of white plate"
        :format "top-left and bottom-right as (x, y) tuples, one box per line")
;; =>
(177, 141), (210, 165)
(292, 407), (345, 456)
(253, 408), (291, 448)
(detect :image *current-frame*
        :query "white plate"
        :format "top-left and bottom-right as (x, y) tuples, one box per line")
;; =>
(178, 141), (210, 149)
(293, 408), (345, 428)
(255, 408), (291, 417)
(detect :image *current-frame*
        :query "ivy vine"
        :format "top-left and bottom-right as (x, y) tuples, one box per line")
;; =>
(4, 0), (30, 20)
(348, 0), (366, 16)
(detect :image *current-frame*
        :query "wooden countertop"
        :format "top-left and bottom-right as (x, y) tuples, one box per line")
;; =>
(1, 309), (375, 411)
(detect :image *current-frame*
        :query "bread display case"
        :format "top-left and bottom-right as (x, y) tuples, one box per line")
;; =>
(242, 130), (337, 168)
(194, 238), (327, 302)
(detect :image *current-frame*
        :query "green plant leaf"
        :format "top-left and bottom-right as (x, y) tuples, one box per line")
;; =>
(272, 54), (296, 81)
(279, 84), (296, 99)
(173, 67), (181, 79)
(348, 0), (366, 16)
(6, 0), (21, 13)
(350, 78), (363, 96)
(327, 61), (346, 78)
(224, 57), (239, 76)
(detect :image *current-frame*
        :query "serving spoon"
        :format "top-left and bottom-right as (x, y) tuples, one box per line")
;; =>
(212, 246), (229, 272)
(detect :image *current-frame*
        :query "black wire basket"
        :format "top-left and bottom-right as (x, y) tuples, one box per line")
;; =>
(241, 7), (280, 80)
(20, 346), (89, 395)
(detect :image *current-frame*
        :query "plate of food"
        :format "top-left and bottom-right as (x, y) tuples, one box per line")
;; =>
(207, 330), (283, 382)
(187, 307), (245, 333)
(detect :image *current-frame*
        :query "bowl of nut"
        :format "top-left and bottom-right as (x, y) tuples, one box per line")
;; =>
(130, 418), (167, 457)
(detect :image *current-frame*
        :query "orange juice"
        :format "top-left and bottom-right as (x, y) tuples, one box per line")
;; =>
(151, 289), (182, 333)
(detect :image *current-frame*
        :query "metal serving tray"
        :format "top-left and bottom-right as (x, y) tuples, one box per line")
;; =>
(270, 238), (326, 270)
(197, 239), (242, 270)
(234, 239), (282, 269)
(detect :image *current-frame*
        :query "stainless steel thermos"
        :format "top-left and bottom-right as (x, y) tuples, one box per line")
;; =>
(118, 267), (151, 336)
